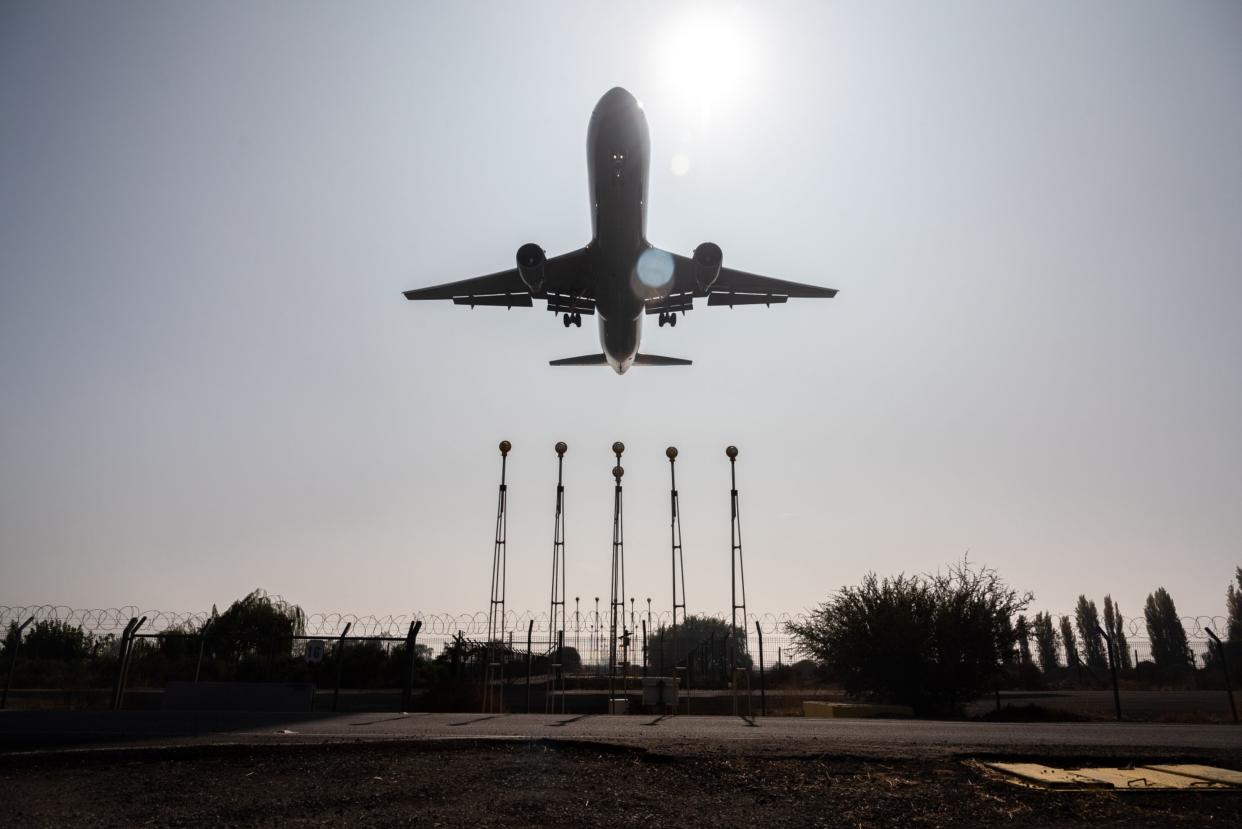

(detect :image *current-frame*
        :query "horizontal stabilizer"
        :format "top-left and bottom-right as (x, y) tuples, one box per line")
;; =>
(634, 353), (692, 366)
(549, 353), (693, 367)
(549, 353), (609, 366)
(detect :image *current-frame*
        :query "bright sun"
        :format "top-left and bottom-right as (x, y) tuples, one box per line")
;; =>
(657, 6), (756, 113)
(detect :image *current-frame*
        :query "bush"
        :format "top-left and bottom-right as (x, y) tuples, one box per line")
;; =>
(787, 559), (1032, 716)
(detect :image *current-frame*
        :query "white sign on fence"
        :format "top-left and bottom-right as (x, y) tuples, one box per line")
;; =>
(304, 639), (326, 664)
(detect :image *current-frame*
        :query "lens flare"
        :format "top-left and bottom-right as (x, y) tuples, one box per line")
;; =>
(635, 247), (675, 289)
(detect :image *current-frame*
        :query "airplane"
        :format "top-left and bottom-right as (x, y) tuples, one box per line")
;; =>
(403, 87), (838, 374)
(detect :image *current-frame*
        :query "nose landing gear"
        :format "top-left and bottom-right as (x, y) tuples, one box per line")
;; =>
(562, 312), (582, 328)
(658, 312), (678, 328)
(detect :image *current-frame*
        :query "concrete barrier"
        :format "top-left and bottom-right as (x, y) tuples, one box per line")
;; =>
(163, 682), (316, 712)
(803, 701), (914, 719)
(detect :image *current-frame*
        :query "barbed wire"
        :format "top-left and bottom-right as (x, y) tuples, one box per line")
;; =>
(0, 604), (1228, 642)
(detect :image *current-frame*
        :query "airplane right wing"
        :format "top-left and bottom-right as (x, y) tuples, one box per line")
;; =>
(403, 248), (595, 313)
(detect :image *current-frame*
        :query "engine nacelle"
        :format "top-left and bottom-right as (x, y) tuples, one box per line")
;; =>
(516, 243), (546, 293)
(692, 242), (723, 293)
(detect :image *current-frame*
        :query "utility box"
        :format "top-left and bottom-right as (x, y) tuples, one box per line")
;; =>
(608, 698), (629, 715)
(642, 676), (679, 708)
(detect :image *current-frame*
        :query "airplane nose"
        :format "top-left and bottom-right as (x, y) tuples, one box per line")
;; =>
(597, 86), (639, 112)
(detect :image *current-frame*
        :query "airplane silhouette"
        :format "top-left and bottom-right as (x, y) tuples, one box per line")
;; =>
(403, 87), (837, 374)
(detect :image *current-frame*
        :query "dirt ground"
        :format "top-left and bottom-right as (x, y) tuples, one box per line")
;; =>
(4, 740), (1241, 828)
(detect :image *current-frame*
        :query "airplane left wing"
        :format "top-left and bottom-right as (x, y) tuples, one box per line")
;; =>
(404, 248), (594, 312)
(653, 251), (837, 314)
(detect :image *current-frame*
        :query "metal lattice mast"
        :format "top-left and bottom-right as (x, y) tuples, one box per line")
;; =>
(484, 440), (511, 713)
(607, 441), (626, 704)
(547, 442), (568, 713)
(666, 447), (688, 674)
(727, 446), (748, 661)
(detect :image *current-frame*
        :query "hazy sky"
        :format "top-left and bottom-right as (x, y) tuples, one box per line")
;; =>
(2, 1), (1240, 624)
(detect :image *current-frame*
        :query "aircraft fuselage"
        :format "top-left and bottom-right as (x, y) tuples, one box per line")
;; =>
(586, 87), (651, 373)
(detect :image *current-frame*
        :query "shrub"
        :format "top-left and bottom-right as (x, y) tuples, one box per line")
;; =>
(786, 559), (1031, 716)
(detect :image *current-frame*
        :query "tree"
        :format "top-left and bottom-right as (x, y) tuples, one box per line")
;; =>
(207, 590), (306, 662)
(1227, 567), (1242, 644)
(1059, 615), (1080, 669)
(1074, 596), (1107, 669)
(1014, 615), (1033, 666)
(1225, 568), (1242, 679)
(1102, 595), (1131, 669)
(1144, 588), (1193, 673)
(1032, 612), (1060, 671)
(647, 615), (753, 674)
(787, 559), (1032, 716)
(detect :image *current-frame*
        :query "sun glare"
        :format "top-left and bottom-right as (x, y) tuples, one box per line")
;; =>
(658, 6), (756, 112)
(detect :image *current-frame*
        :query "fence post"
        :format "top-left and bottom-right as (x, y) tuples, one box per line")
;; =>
(1096, 624), (1122, 722)
(1205, 629), (1237, 723)
(110, 618), (138, 710)
(112, 616), (146, 711)
(1, 615), (35, 710)
(525, 619), (534, 713)
(194, 618), (213, 684)
(402, 620), (422, 712)
(331, 622), (352, 712)
(755, 621), (766, 718)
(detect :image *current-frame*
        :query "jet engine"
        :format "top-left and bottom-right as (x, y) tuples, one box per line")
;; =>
(692, 242), (723, 292)
(516, 243), (546, 293)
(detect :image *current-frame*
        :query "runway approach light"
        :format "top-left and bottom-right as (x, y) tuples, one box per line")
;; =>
(499, 440), (512, 456)
(612, 441), (625, 455)
(726, 445), (738, 459)
(666, 446), (678, 460)
(613, 465), (625, 479)
(555, 441), (568, 456)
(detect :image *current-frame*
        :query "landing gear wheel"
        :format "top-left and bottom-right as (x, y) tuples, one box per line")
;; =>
(658, 312), (668, 327)
(572, 313), (582, 327)
(562, 314), (571, 328)
(670, 313), (678, 327)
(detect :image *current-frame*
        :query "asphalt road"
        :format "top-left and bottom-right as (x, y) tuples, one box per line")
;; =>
(3, 710), (1240, 761)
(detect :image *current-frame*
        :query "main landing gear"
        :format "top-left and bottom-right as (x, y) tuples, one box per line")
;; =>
(658, 312), (678, 327)
(562, 312), (582, 328)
